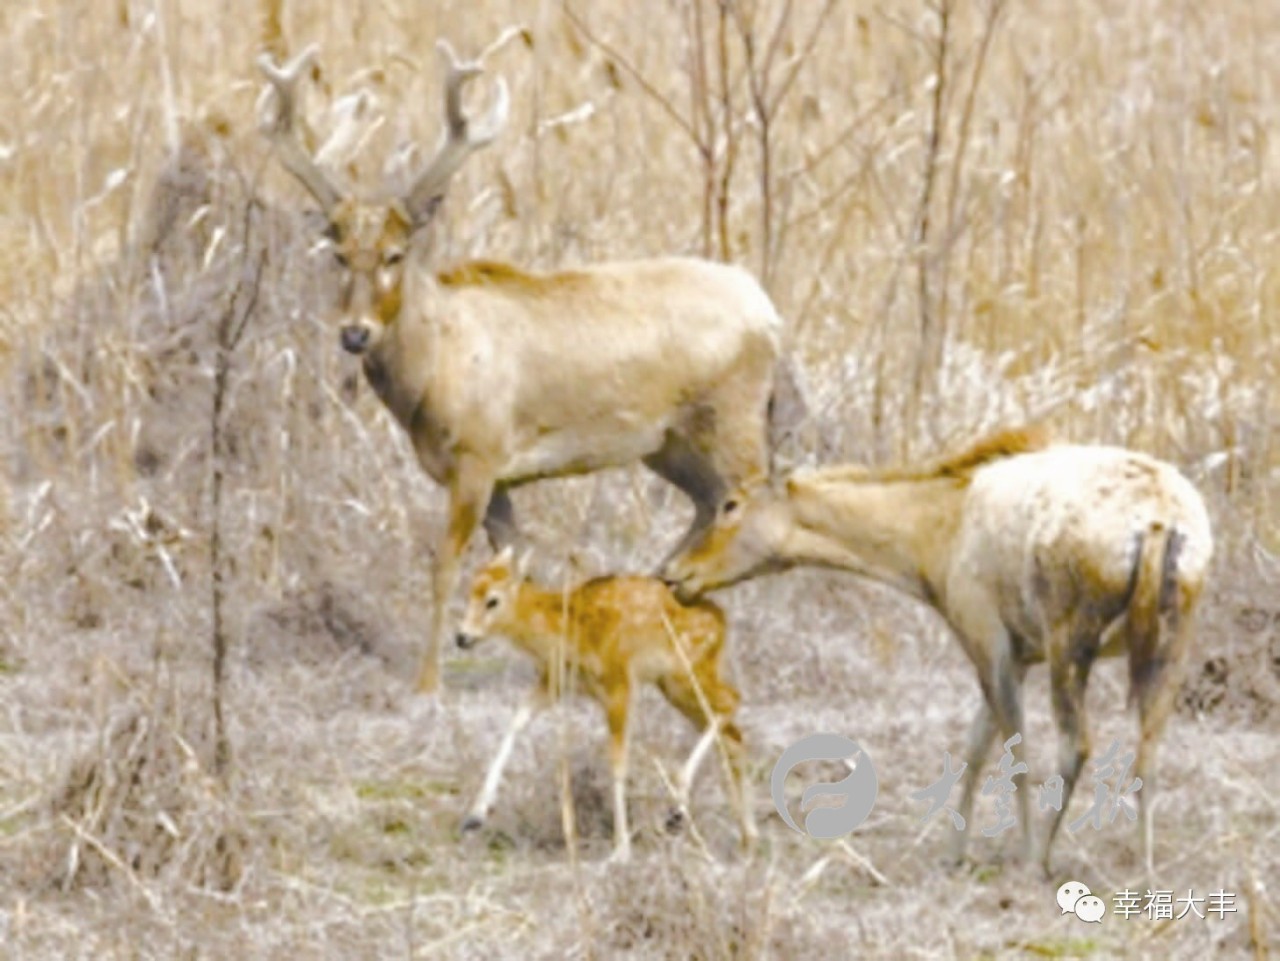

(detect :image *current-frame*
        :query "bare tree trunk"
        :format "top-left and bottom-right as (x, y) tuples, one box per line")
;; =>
(731, 0), (836, 292)
(906, 0), (953, 456)
(936, 0), (1008, 371)
(209, 198), (265, 780)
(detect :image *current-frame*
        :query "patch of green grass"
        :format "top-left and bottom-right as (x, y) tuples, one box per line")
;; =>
(381, 817), (412, 836)
(486, 830), (516, 857)
(444, 656), (507, 677)
(974, 864), (1002, 883)
(355, 778), (458, 802)
(0, 808), (30, 836)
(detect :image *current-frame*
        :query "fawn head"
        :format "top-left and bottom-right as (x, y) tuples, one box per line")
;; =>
(456, 546), (533, 649)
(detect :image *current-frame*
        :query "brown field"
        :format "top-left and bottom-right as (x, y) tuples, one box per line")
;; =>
(1, 0), (1278, 958)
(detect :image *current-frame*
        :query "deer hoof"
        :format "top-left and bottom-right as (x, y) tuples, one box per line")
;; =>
(665, 807), (687, 834)
(461, 814), (485, 834)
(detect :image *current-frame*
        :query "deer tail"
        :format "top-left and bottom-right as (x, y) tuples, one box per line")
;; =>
(1126, 520), (1184, 711)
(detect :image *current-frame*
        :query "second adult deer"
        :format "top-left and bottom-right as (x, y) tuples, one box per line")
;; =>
(663, 429), (1213, 877)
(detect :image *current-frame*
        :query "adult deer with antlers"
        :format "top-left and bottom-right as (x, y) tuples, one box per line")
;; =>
(257, 33), (790, 693)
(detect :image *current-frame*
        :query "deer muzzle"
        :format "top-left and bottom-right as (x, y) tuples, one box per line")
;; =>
(340, 323), (372, 354)
(660, 566), (703, 603)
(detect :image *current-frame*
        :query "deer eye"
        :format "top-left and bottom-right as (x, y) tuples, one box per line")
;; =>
(333, 250), (350, 269)
(485, 595), (500, 610)
(722, 498), (739, 516)
(384, 250), (405, 267)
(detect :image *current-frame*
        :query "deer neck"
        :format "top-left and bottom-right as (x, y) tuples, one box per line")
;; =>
(782, 475), (967, 605)
(360, 276), (442, 429)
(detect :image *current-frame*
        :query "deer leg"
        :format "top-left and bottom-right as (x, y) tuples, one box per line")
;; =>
(727, 720), (756, 852)
(1133, 595), (1196, 882)
(483, 486), (519, 550)
(1043, 622), (1096, 876)
(663, 713), (719, 835)
(950, 612), (1031, 864)
(644, 434), (726, 569)
(947, 605), (1012, 862)
(951, 702), (998, 866)
(659, 670), (756, 851)
(604, 681), (634, 863)
(991, 656), (1032, 862)
(422, 455), (494, 693)
(1011, 665), (1033, 861)
(462, 691), (546, 832)
(676, 722), (721, 801)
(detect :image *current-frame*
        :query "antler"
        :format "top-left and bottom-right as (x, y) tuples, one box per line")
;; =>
(256, 45), (345, 213)
(402, 31), (518, 225)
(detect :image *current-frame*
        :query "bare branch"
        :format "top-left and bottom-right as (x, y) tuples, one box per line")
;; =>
(209, 189), (266, 780)
(766, 0), (839, 124)
(937, 0), (1009, 339)
(564, 4), (699, 143)
(907, 0), (954, 453)
(760, 0), (796, 89)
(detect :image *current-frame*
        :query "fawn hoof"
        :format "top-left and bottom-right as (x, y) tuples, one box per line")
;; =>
(606, 846), (633, 865)
(460, 814), (485, 834)
(665, 807), (687, 834)
(416, 676), (440, 696)
(415, 659), (441, 695)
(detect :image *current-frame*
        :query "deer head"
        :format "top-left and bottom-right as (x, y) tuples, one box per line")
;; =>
(455, 544), (534, 649)
(256, 33), (516, 354)
(662, 485), (792, 599)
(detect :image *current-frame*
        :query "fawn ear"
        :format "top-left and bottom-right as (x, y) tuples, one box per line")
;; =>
(516, 547), (534, 577)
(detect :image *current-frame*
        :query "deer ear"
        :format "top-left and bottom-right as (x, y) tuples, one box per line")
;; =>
(411, 194), (444, 231)
(388, 199), (414, 232)
(492, 545), (516, 570)
(516, 547), (534, 578)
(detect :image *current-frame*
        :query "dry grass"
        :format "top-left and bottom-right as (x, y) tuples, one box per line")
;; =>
(1, 0), (1278, 958)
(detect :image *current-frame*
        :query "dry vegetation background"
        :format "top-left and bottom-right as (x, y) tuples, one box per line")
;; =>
(1, 0), (1279, 958)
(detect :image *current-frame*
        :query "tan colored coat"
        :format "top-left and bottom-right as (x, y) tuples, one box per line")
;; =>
(664, 429), (1213, 874)
(456, 548), (755, 861)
